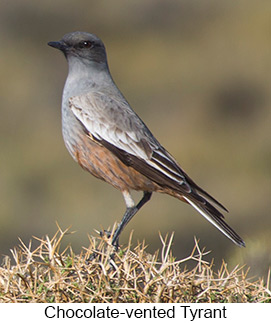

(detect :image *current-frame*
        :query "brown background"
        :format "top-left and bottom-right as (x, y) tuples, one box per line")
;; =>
(1, 0), (270, 278)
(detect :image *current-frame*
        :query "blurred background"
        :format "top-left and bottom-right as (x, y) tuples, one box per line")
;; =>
(1, 0), (271, 279)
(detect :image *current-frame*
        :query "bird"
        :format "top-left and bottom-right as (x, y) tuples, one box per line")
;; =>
(48, 31), (245, 249)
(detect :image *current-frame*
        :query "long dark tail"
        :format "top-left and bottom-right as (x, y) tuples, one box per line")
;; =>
(183, 195), (245, 247)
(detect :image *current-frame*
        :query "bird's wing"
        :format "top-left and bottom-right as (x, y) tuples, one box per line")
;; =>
(69, 91), (190, 190)
(70, 91), (153, 159)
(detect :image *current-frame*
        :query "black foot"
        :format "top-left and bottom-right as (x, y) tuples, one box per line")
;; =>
(86, 230), (119, 264)
(86, 251), (98, 263)
(99, 229), (119, 250)
(86, 249), (117, 266)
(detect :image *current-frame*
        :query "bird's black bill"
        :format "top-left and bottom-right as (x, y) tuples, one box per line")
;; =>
(48, 41), (60, 48)
(48, 41), (68, 53)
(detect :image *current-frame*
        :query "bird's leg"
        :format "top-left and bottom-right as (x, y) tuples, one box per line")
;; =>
(111, 191), (152, 249)
(89, 191), (152, 262)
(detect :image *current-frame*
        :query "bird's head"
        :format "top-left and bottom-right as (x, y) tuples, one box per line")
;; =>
(48, 32), (107, 68)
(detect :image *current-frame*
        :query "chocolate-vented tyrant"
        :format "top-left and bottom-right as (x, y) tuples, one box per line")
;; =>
(48, 32), (245, 248)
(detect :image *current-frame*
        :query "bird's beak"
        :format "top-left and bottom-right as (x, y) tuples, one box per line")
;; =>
(48, 40), (67, 52)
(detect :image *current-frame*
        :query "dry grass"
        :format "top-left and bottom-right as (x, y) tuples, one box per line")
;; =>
(0, 225), (270, 303)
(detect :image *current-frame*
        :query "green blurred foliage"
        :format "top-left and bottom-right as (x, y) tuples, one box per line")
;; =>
(0, 0), (270, 278)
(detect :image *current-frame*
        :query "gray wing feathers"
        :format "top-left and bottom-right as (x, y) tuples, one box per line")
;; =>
(69, 92), (186, 186)
(70, 93), (154, 160)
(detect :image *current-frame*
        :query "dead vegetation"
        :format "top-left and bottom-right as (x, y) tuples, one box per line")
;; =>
(0, 225), (270, 303)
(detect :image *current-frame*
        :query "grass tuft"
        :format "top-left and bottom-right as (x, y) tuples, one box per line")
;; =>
(0, 225), (270, 303)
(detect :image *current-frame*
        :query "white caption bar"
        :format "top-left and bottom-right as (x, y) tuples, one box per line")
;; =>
(0, 303), (269, 322)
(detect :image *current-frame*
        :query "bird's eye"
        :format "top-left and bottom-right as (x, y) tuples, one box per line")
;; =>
(78, 40), (93, 49)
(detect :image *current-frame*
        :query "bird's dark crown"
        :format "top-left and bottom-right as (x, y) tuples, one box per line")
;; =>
(62, 32), (104, 49)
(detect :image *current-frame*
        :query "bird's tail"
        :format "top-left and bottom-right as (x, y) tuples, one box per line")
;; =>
(183, 195), (245, 247)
